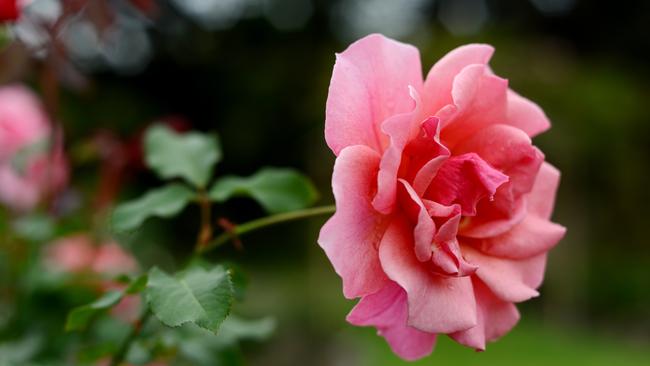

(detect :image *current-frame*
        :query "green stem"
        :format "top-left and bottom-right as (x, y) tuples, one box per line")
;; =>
(111, 205), (335, 362)
(110, 310), (151, 366)
(198, 205), (336, 254)
(194, 189), (213, 252)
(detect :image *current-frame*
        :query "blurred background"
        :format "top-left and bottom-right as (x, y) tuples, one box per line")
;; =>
(1, 0), (649, 365)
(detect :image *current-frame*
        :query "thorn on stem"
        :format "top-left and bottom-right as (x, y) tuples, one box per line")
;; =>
(217, 218), (243, 251)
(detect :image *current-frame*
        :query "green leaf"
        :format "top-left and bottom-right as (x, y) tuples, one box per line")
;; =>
(65, 291), (124, 331)
(209, 168), (318, 214)
(126, 274), (148, 294)
(145, 266), (234, 333)
(144, 124), (221, 188)
(111, 183), (195, 232)
(221, 262), (248, 301)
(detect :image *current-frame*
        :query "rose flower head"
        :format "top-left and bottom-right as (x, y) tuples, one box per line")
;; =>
(45, 234), (141, 323)
(318, 34), (565, 360)
(0, 84), (68, 211)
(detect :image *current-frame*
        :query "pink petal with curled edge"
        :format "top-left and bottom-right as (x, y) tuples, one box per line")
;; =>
(347, 281), (437, 361)
(454, 124), (544, 197)
(476, 215), (566, 259)
(440, 65), (509, 148)
(372, 87), (422, 214)
(462, 245), (546, 302)
(450, 278), (520, 350)
(423, 200), (461, 218)
(431, 214), (477, 277)
(470, 161), (565, 258)
(412, 156), (447, 196)
(422, 44), (494, 118)
(397, 179), (436, 262)
(527, 162), (561, 220)
(405, 116), (451, 195)
(460, 193), (527, 239)
(318, 145), (389, 299)
(378, 217), (477, 333)
(325, 34), (423, 155)
(426, 153), (509, 216)
(507, 90), (551, 138)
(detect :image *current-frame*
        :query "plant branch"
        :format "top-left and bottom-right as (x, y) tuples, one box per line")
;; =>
(198, 205), (336, 254)
(194, 189), (213, 251)
(112, 205), (335, 361)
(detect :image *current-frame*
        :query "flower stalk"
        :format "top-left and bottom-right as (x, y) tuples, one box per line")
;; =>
(198, 205), (336, 254)
(195, 188), (213, 251)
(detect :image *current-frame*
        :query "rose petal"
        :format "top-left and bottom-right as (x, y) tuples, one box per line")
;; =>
(372, 87), (422, 214)
(463, 245), (545, 302)
(450, 278), (520, 350)
(426, 153), (509, 216)
(527, 162), (561, 220)
(476, 214), (566, 259)
(459, 194), (527, 238)
(454, 124), (544, 197)
(440, 64), (509, 148)
(422, 44), (494, 118)
(378, 217), (477, 333)
(467, 161), (565, 258)
(406, 117), (451, 195)
(431, 214), (477, 276)
(397, 179), (437, 262)
(318, 145), (389, 299)
(423, 200), (461, 218)
(506, 90), (550, 137)
(325, 34), (423, 155)
(347, 281), (437, 361)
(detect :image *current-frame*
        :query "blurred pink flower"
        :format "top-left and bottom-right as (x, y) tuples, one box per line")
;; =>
(319, 34), (565, 360)
(46, 234), (141, 323)
(0, 84), (68, 211)
(0, 85), (49, 160)
(92, 242), (138, 276)
(44, 234), (96, 273)
(45, 234), (138, 276)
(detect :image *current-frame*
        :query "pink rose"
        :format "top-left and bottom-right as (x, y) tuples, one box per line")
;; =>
(45, 234), (138, 277)
(318, 34), (565, 360)
(96, 242), (141, 323)
(46, 234), (141, 323)
(0, 84), (68, 211)
(92, 242), (138, 276)
(44, 234), (97, 273)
